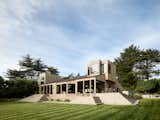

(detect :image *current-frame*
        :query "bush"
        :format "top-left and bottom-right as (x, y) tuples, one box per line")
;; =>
(133, 94), (142, 99)
(64, 99), (70, 102)
(135, 79), (159, 94)
(56, 99), (62, 102)
(0, 78), (38, 98)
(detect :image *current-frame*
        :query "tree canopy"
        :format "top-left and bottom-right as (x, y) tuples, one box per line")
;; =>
(0, 77), (38, 98)
(115, 44), (160, 93)
(115, 45), (140, 91)
(6, 54), (59, 80)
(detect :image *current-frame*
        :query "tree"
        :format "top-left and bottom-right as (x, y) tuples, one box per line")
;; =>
(76, 73), (80, 77)
(136, 79), (159, 94)
(0, 78), (38, 98)
(6, 54), (59, 80)
(47, 67), (59, 75)
(0, 76), (4, 89)
(63, 73), (75, 79)
(136, 49), (160, 80)
(19, 54), (34, 70)
(33, 59), (46, 72)
(6, 69), (25, 79)
(115, 44), (141, 94)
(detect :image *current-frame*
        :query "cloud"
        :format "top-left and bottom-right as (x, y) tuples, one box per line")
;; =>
(0, 0), (160, 77)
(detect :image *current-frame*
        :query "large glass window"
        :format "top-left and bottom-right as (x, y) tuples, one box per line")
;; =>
(62, 84), (66, 93)
(44, 86), (46, 94)
(68, 84), (75, 93)
(50, 85), (52, 94)
(108, 64), (111, 74)
(91, 80), (94, 93)
(84, 81), (90, 93)
(100, 64), (104, 74)
(56, 85), (61, 94)
(78, 81), (83, 93)
(47, 85), (49, 94)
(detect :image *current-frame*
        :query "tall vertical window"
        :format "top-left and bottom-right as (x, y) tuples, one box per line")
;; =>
(108, 64), (111, 74)
(100, 64), (104, 74)
(88, 67), (90, 75)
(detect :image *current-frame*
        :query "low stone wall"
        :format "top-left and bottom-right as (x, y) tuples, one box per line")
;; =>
(142, 94), (160, 99)
(95, 93), (132, 105)
(48, 93), (134, 105)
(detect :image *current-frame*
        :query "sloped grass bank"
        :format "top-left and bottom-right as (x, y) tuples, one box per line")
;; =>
(0, 99), (160, 120)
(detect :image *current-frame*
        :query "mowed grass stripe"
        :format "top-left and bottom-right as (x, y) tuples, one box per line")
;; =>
(131, 104), (151, 120)
(68, 106), (115, 120)
(21, 105), (92, 120)
(13, 105), (77, 120)
(0, 99), (160, 120)
(106, 106), (137, 120)
(2, 103), (76, 120)
(134, 99), (160, 120)
(85, 107), (122, 120)
(2, 106), (60, 120)
(51, 106), (107, 120)
(0, 104), (64, 115)
(38, 106), (94, 120)
(147, 99), (160, 120)
(45, 106), (98, 120)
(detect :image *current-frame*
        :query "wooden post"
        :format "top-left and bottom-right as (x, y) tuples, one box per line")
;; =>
(66, 84), (68, 94)
(89, 80), (91, 95)
(49, 85), (51, 94)
(39, 86), (41, 94)
(75, 82), (77, 95)
(60, 84), (62, 94)
(94, 79), (96, 95)
(42, 86), (44, 94)
(83, 80), (85, 94)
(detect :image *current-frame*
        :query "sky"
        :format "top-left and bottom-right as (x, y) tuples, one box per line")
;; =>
(0, 0), (160, 77)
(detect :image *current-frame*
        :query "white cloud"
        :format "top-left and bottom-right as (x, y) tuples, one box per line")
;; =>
(0, 0), (160, 78)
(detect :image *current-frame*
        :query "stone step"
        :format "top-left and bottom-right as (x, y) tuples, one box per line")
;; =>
(20, 94), (44, 102)
(93, 96), (103, 105)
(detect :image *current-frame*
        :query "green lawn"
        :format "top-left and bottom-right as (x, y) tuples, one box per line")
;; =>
(0, 99), (160, 120)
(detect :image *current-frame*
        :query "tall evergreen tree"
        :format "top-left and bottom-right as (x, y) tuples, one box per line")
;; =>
(47, 67), (59, 75)
(137, 49), (160, 80)
(19, 54), (34, 70)
(6, 54), (59, 80)
(6, 69), (25, 79)
(115, 44), (141, 93)
(33, 59), (46, 72)
(0, 76), (4, 89)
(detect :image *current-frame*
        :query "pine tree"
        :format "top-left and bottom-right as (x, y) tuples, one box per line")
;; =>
(115, 44), (141, 93)
(19, 54), (34, 70)
(137, 49), (160, 80)
(47, 67), (59, 75)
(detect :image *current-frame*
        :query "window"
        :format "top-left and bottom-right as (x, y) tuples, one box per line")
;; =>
(68, 84), (75, 93)
(100, 64), (104, 74)
(108, 64), (111, 74)
(56, 85), (61, 94)
(88, 67), (90, 75)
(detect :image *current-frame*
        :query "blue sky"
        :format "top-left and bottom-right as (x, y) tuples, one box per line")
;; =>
(0, 0), (160, 77)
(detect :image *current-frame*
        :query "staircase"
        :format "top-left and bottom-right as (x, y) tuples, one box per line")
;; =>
(93, 96), (103, 105)
(39, 94), (50, 102)
(120, 93), (139, 105)
(19, 94), (44, 102)
(95, 93), (135, 105)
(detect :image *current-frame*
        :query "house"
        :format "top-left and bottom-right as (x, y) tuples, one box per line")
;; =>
(21, 60), (138, 105)
(39, 60), (121, 95)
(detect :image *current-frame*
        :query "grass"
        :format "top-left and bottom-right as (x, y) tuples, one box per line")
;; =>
(0, 99), (160, 120)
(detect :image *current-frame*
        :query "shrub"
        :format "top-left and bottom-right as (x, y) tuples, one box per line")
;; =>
(64, 99), (70, 102)
(56, 99), (62, 102)
(133, 94), (142, 99)
(0, 78), (38, 98)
